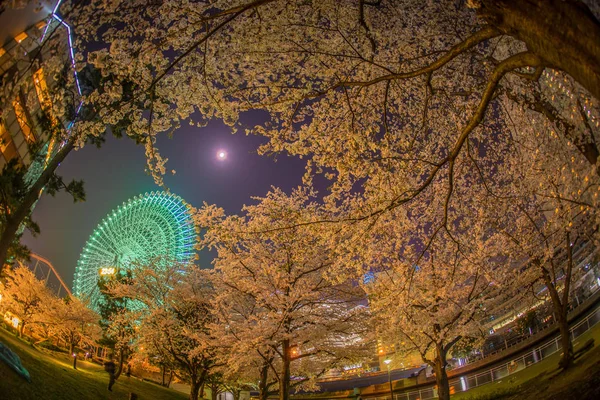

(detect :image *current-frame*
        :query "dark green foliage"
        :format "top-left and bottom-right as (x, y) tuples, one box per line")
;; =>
(96, 270), (134, 347)
(0, 159), (41, 263)
(45, 173), (86, 203)
(452, 336), (480, 360)
(517, 311), (541, 336)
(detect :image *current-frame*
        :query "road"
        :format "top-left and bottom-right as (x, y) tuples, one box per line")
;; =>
(313, 367), (424, 392)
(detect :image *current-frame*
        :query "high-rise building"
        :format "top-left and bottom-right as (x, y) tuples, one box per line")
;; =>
(0, 1), (80, 175)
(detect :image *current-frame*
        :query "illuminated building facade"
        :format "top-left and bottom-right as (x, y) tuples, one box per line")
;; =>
(0, 2), (80, 177)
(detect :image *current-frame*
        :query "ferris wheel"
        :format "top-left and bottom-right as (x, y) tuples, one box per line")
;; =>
(73, 191), (197, 311)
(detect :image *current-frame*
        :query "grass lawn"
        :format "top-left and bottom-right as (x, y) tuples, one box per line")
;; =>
(453, 320), (600, 400)
(0, 328), (188, 400)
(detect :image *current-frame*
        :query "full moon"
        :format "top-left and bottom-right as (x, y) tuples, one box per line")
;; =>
(217, 150), (227, 160)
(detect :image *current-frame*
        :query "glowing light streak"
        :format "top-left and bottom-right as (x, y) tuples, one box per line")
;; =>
(52, 0), (63, 15)
(51, 13), (81, 96)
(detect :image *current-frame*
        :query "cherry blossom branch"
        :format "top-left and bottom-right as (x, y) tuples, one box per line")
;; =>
(148, 0), (275, 91)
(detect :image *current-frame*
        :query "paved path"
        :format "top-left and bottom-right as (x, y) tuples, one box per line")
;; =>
(313, 367), (424, 392)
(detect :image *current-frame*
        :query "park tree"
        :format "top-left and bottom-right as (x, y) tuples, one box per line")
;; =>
(4, 1), (599, 278)
(0, 265), (53, 337)
(63, 0), (600, 205)
(0, 160), (41, 263)
(43, 295), (101, 357)
(0, 10), (88, 271)
(107, 261), (216, 400)
(207, 275), (278, 400)
(0, 0), (281, 270)
(67, 6), (600, 370)
(204, 373), (226, 400)
(365, 213), (516, 400)
(499, 202), (594, 371)
(499, 194), (597, 370)
(96, 270), (137, 379)
(474, 97), (600, 371)
(198, 188), (372, 400)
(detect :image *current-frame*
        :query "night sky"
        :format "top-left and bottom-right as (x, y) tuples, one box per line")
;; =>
(23, 114), (307, 288)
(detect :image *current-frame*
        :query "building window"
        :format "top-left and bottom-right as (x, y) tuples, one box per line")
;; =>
(0, 123), (18, 162)
(14, 32), (28, 43)
(33, 68), (51, 110)
(0, 48), (5, 58)
(13, 99), (35, 143)
(35, 20), (47, 30)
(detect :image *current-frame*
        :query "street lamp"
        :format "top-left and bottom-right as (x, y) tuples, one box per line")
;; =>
(384, 359), (393, 400)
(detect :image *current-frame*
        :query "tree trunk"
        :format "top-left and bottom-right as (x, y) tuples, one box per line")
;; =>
(114, 347), (126, 380)
(69, 343), (75, 356)
(540, 261), (573, 370)
(18, 322), (25, 337)
(279, 339), (291, 400)
(191, 378), (201, 400)
(557, 312), (574, 370)
(0, 138), (75, 273)
(211, 385), (218, 400)
(258, 360), (270, 400)
(161, 365), (166, 386)
(433, 344), (450, 400)
(479, 0), (600, 100)
(167, 370), (174, 388)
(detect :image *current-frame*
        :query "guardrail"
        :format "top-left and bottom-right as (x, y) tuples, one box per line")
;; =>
(463, 279), (600, 368)
(367, 304), (600, 400)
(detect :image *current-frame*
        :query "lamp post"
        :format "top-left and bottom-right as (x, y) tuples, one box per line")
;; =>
(384, 359), (393, 400)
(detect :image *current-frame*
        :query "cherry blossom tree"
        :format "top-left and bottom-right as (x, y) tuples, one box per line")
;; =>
(4, 1), (599, 274)
(0, 265), (53, 337)
(456, 88), (600, 372)
(198, 188), (372, 400)
(107, 261), (216, 400)
(207, 278), (278, 400)
(364, 209), (517, 400)
(63, 0), (599, 204)
(494, 149), (599, 370)
(505, 212), (590, 371)
(43, 296), (101, 357)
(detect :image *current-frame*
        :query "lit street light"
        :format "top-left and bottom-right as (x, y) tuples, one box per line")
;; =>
(384, 359), (393, 400)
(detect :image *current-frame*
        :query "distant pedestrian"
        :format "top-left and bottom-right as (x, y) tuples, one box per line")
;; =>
(104, 355), (116, 391)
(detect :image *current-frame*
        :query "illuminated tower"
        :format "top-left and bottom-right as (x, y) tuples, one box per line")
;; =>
(73, 191), (198, 311)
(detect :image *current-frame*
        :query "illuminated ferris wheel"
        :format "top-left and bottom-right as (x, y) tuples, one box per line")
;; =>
(73, 191), (197, 311)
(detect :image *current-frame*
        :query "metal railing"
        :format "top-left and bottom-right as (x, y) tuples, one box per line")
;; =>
(367, 304), (600, 400)
(454, 274), (600, 369)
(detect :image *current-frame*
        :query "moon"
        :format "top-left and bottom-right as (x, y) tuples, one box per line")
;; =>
(217, 150), (227, 160)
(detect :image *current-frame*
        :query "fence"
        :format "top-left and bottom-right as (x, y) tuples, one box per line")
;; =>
(458, 273), (600, 367)
(367, 304), (600, 400)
